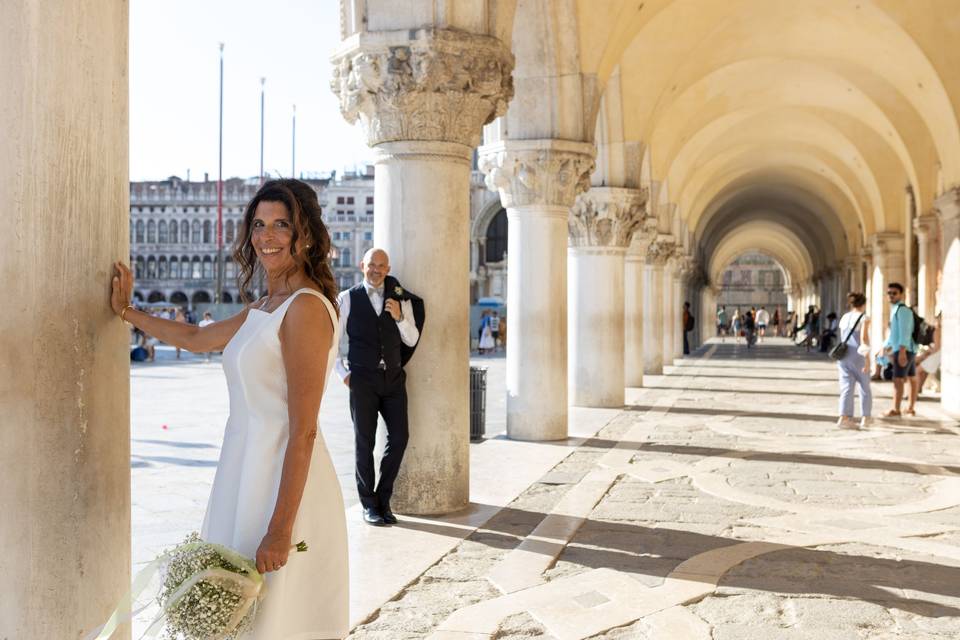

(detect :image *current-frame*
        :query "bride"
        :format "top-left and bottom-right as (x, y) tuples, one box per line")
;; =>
(111, 179), (348, 639)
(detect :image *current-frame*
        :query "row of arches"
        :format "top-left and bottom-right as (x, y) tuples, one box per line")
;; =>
(131, 289), (232, 304)
(131, 218), (240, 245)
(133, 255), (236, 281)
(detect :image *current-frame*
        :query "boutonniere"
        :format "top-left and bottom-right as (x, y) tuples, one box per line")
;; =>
(394, 286), (404, 297)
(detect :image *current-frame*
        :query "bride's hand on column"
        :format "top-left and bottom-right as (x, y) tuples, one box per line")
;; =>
(111, 261), (134, 316)
(256, 529), (291, 573)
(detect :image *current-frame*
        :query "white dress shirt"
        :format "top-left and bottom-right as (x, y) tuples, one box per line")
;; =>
(334, 280), (420, 380)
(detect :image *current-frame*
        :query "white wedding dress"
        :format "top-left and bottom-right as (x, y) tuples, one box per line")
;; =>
(201, 288), (348, 639)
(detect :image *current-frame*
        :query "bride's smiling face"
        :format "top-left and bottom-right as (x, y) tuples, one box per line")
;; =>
(251, 201), (295, 274)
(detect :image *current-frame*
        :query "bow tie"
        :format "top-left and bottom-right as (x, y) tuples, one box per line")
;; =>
(368, 286), (384, 297)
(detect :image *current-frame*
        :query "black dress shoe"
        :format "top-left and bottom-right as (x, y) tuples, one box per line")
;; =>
(381, 506), (398, 525)
(363, 507), (386, 526)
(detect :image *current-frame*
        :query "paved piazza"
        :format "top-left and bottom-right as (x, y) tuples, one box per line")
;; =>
(132, 339), (960, 638)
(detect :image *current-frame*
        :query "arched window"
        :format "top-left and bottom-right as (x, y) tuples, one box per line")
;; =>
(135, 220), (145, 244)
(192, 220), (201, 244)
(180, 220), (190, 244)
(147, 220), (157, 244)
(192, 256), (202, 279)
(146, 256), (157, 279)
(192, 290), (211, 304)
(158, 256), (168, 279)
(226, 220), (235, 244)
(147, 291), (165, 303)
(169, 220), (178, 244)
(170, 291), (188, 304)
(135, 256), (144, 279)
(485, 208), (508, 263)
(203, 220), (212, 244)
(221, 291), (234, 303)
(340, 247), (352, 268)
(169, 256), (179, 279)
(202, 256), (213, 279)
(158, 220), (168, 244)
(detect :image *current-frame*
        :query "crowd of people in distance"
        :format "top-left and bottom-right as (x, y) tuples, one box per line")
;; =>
(715, 285), (943, 430)
(130, 306), (215, 362)
(716, 304), (779, 348)
(476, 310), (505, 355)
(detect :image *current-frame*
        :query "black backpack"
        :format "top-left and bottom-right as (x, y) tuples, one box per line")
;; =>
(898, 305), (934, 346)
(685, 313), (695, 332)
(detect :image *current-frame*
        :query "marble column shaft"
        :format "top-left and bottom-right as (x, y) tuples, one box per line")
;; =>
(913, 214), (940, 320)
(868, 233), (907, 354)
(331, 27), (514, 513)
(568, 187), (648, 406)
(479, 139), (596, 439)
(643, 239), (674, 374)
(625, 220), (657, 387)
(1, 1), (130, 637)
(935, 189), (960, 416)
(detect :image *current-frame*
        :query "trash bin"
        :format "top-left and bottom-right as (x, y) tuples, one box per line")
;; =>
(470, 366), (487, 442)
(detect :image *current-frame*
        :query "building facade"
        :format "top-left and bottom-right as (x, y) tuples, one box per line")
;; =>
(131, 167), (505, 307)
(717, 252), (789, 311)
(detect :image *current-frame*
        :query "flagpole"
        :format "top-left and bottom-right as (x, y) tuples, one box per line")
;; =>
(215, 42), (225, 305)
(291, 104), (297, 178)
(259, 77), (265, 186)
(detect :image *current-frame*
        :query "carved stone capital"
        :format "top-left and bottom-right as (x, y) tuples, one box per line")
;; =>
(645, 235), (676, 267)
(330, 28), (514, 147)
(913, 214), (940, 241)
(934, 186), (960, 222)
(477, 139), (596, 209)
(569, 186), (649, 248)
(870, 232), (905, 266)
(627, 215), (660, 259)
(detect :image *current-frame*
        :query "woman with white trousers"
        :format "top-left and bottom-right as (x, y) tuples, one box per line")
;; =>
(836, 292), (873, 430)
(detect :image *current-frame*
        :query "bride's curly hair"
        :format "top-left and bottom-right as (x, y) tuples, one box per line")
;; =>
(234, 179), (339, 313)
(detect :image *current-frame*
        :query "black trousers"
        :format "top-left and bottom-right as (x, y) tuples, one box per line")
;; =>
(683, 330), (690, 355)
(349, 366), (409, 510)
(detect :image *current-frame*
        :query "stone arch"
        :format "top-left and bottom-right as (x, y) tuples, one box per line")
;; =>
(170, 291), (188, 305)
(146, 290), (165, 303)
(191, 290), (211, 304)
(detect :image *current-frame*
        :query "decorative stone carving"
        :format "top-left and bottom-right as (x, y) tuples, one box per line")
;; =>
(569, 187), (649, 248)
(645, 236), (676, 267)
(627, 215), (660, 259)
(478, 140), (596, 209)
(935, 186), (960, 221)
(913, 214), (940, 240)
(330, 28), (514, 147)
(870, 232), (905, 268)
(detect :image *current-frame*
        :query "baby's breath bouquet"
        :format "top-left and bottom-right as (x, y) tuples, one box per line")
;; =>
(156, 532), (263, 640)
(85, 533), (309, 640)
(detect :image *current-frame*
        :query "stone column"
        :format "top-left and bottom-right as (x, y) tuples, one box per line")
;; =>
(624, 219), (656, 387)
(1, 2), (130, 637)
(479, 139), (596, 439)
(913, 214), (940, 320)
(662, 254), (679, 366)
(642, 244), (669, 375)
(331, 28), (513, 513)
(568, 187), (647, 406)
(869, 232), (907, 354)
(935, 188), (960, 416)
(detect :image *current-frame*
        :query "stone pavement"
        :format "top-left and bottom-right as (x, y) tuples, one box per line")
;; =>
(349, 338), (960, 639)
(131, 339), (960, 638)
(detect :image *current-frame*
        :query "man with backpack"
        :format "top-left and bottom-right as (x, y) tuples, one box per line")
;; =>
(884, 282), (918, 417)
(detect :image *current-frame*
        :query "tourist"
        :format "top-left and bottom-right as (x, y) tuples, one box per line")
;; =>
(336, 248), (424, 527)
(489, 311), (502, 352)
(732, 308), (742, 344)
(111, 178), (349, 638)
(756, 306), (770, 342)
(198, 311), (215, 361)
(477, 311), (489, 354)
(800, 305), (818, 352)
(772, 307), (781, 337)
(835, 293), (872, 429)
(478, 313), (496, 353)
(717, 305), (728, 342)
(682, 301), (694, 354)
(819, 312), (838, 353)
(883, 282), (918, 417)
(743, 309), (757, 348)
(917, 313), (942, 393)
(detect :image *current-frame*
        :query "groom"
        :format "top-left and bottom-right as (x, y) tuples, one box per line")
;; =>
(335, 248), (425, 526)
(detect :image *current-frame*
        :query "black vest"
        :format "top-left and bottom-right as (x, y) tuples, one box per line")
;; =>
(347, 284), (403, 370)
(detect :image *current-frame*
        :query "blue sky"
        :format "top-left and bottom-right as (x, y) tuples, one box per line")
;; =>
(130, 0), (374, 181)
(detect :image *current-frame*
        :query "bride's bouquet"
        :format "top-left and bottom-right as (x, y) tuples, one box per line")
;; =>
(86, 532), (308, 640)
(155, 532), (263, 639)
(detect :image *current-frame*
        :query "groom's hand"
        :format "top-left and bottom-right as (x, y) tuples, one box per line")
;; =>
(256, 530), (291, 573)
(385, 298), (402, 321)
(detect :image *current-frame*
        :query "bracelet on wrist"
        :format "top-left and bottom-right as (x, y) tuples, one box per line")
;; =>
(120, 305), (134, 322)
